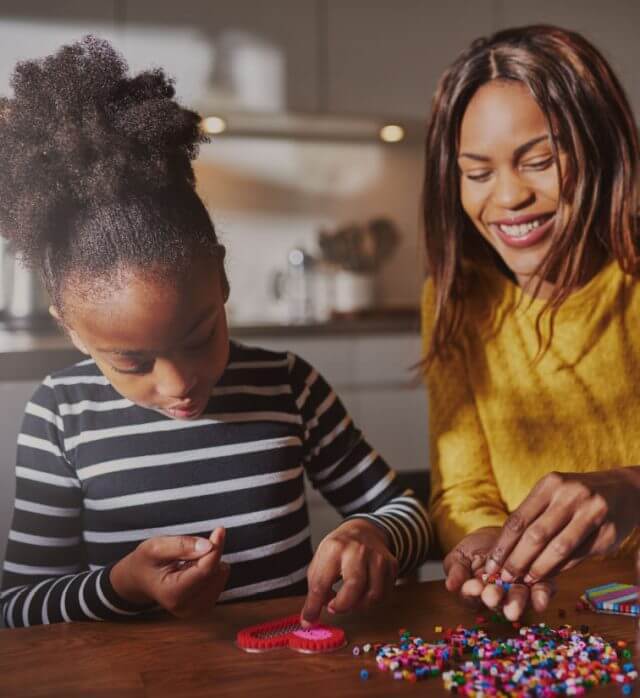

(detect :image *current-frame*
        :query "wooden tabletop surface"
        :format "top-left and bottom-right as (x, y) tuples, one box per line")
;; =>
(0, 559), (637, 697)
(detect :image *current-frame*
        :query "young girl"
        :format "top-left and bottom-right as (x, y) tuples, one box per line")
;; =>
(0, 37), (431, 628)
(422, 25), (640, 620)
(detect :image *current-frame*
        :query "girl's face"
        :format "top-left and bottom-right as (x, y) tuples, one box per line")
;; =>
(60, 254), (230, 420)
(458, 79), (566, 288)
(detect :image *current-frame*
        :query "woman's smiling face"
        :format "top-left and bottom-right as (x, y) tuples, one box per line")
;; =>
(458, 79), (567, 289)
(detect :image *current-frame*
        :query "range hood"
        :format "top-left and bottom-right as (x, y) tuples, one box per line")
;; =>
(197, 106), (425, 145)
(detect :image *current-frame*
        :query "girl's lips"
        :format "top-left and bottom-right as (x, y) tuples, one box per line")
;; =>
(489, 214), (555, 250)
(165, 407), (202, 420)
(164, 401), (205, 420)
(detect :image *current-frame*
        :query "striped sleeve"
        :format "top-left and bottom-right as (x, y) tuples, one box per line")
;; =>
(1, 378), (149, 628)
(287, 353), (432, 575)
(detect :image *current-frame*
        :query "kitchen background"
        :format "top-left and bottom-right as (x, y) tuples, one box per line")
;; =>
(0, 1), (638, 596)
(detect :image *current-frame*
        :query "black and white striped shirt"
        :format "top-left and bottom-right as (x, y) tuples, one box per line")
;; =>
(1, 341), (431, 628)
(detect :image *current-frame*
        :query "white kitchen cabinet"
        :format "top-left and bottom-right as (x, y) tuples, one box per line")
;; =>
(353, 387), (427, 472)
(494, 0), (640, 117)
(324, 0), (495, 119)
(119, 0), (320, 112)
(352, 334), (421, 386)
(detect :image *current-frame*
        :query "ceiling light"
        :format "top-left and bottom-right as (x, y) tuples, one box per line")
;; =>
(202, 116), (227, 135)
(379, 124), (405, 143)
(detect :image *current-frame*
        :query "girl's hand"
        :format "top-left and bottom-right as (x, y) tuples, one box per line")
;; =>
(110, 527), (230, 618)
(300, 519), (398, 626)
(444, 526), (555, 621)
(485, 469), (640, 586)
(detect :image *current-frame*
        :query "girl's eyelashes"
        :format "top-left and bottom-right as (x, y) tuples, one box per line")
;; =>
(111, 360), (154, 375)
(106, 322), (218, 374)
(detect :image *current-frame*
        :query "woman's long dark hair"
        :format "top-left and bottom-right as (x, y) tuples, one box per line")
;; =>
(423, 25), (639, 362)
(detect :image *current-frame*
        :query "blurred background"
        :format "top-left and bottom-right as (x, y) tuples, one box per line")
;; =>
(0, 1), (637, 582)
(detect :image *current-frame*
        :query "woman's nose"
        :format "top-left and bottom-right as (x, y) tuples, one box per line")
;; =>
(154, 359), (197, 399)
(492, 169), (533, 210)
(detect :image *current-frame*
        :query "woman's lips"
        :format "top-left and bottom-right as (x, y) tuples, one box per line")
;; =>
(489, 214), (555, 249)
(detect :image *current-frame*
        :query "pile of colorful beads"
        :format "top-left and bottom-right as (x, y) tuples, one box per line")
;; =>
(481, 572), (513, 592)
(374, 629), (453, 681)
(442, 624), (637, 695)
(354, 623), (637, 695)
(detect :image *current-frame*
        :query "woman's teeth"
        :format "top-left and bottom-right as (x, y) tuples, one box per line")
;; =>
(497, 217), (548, 238)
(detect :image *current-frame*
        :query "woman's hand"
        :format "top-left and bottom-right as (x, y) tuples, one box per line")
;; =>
(485, 469), (640, 586)
(110, 527), (230, 618)
(444, 526), (555, 621)
(300, 518), (398, 627)
(444, 526), (501, 593)
(636, 550), (640, 656)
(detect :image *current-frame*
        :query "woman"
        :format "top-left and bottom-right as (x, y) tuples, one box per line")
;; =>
(422, 24), (640, 620)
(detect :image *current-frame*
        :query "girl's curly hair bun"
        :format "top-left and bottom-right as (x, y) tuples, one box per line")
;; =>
(0, 35), (207, 265)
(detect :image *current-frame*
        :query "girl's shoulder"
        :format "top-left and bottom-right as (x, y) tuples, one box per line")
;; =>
(227, 340), (322, 380)
(25, 359), (113, 429)
(227, 340), (291, 366)
(222, 340), (295, 384)
(40, 358), (107, 397)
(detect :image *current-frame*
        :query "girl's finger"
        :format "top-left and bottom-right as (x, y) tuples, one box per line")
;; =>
(173, 542), (225, 591)
(172, 528), (224, 572)
(328, 547), (368, 614)
(481, 582), (506, 610)
(502, 583), (530, 621)
(500, 503), (572, 582)
(209, 527), (226, 550)
(174, 562), (231, 617)
(301, 550), (342, 626)
(144, 535), (213, 563)
(357, 556), (393, 610)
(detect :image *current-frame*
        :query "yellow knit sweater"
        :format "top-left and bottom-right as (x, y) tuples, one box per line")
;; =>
(422, 260), (640, 555)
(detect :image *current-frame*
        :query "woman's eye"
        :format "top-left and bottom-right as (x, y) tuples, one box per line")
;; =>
(523, 157), (554, 171)
(465, 171), (491, 182)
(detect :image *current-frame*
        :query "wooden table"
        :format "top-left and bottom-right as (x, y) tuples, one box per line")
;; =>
(1, 559), (637, 697)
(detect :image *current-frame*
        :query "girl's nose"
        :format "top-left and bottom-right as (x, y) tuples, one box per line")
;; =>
(154, 359), (197, 399)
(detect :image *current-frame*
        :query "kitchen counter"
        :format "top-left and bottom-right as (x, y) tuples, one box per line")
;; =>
(0, 311), (420, 381)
